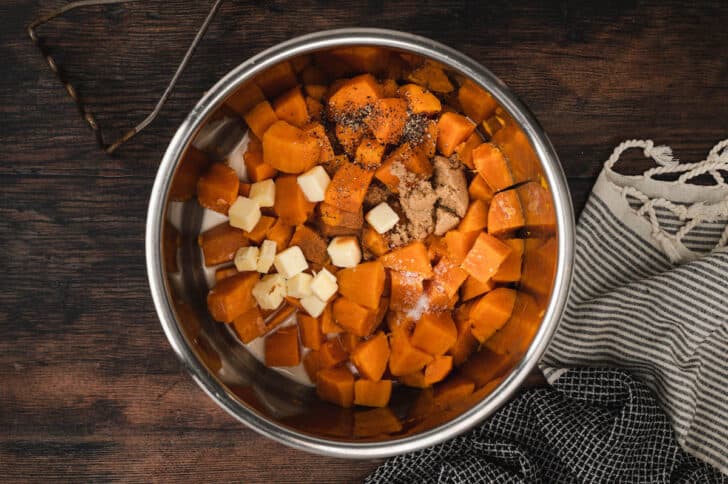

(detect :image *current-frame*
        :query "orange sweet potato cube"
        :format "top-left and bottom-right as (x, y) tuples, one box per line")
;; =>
(243, 215), (275, 244)
(459, 348), (514, 388)
(255, 61), (298, 97)
(397, 83), (442, 115)
(231, 305), (265, 343)
(355, 137), (386, 168)
(517, 181), (557, 235)
(306, 96), (322, 122)
(468, 174), (494, 204)
(170, 146), (209, 201)
(470, 287), (517, 343)
(198, 223), (249, 266)
(333, 297), (378, 337)
(243, 150), (276, 182)
(289, 224), (328, 265)
(305, 84), (327, 101)
(424, 355), (453, 385)
(335, 122), (365, 157)
(264, 326), (301, 367)
(366, 97), (408, 145)
(488, 189), (525, 236)
(436, 112), (476, 157)
(520, 237), (558, 299)
(407, 60), (454, 93)
(238, 182), (252, 196)
(426, 259), (468, 308)
(380, 241), (433, 278)
(473, 142), (515, 192)
(224, 81), (266, 117)
(454, 132), (482, 169)
(298, 313), (325, 350)
(448, 316), (479, 366)
(320, 302), (344, 334)
(362, 227), (389, 257)
(319, 337), (349, 367)
(316, 367), (355, 408)
(197, 163), (240, 214)
(389, 271), (424, 312)
(272, 86), (309, 128)
(324, 161), (375, 213)
(398, 370), (429, 388)
(458, 79), (498, 124)
(381, 78), (399, 97)
(461, 232), (513, 283)
(327, 74), (382, 117)
(243, 101), (279, 140)
(354, 379), (392, 408)
(207, 272), (259, 323)
(485, 292), (542, 356)
(303, 350), (322, 383)
(274, 175), (315, 225)
(350, 331), (390, 381)
(263, 120), (320, 174)
(265, 218), (294, 251)
(336, 261), (386, 310)
(215, 266), (238, 282)
(411, 312), (458, 355)
(443, 230), (480, 265)
(330, 46), (390, 73)
(388, 330), (433, 376)
(385, 142), (433, 176)
(339, 332), (361, 353)
(493, 239), (525, 283)
(305, 122), (336, 163)
(318, 203), (364, 237)
(460, 275), (495, 301)
(457, 199), (489, 233)
(374, 157), (400, 192)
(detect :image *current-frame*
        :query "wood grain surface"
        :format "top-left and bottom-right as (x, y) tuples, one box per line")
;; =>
(1, 1), (726, 482)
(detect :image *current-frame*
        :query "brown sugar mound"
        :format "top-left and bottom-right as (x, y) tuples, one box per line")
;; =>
(389, 162), (437, 247)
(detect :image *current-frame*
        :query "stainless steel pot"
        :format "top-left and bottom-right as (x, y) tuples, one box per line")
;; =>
(146, 28), (574, 458)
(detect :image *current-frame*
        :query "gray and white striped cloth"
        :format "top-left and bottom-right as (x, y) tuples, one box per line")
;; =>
(542, 139), (728, 474)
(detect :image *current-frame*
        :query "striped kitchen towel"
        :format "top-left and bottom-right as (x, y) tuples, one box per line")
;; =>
(367, 140), (727, 483)
(541, 139), (728, 474)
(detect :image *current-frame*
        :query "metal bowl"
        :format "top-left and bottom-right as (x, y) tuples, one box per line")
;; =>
(146, 28), (574, 458)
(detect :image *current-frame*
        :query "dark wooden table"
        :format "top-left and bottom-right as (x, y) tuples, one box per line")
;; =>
(1, 1), (726, 481)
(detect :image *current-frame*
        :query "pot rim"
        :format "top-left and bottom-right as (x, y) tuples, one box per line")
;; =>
(146, 28), (574, 459)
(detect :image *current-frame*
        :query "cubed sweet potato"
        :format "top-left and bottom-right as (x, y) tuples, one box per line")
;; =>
(424, 355), (453, 385)
(339, 332), (360, 353)
(304, 122), (336, 163)
(327, 74), (382, 117)
(485, 292), (541, 356)
(397, 83), (442, 115)
(335, 122), (365, 157)
(355, 137), (386, 168)
(238, 182), (252, 196)
(264, 326), (301, 367)
(443, 230), (480, 265)
(381, 78), (399, 97)
(198, 223), (249, 266)
(215, 266), (238, 282)
(274, 175), (315, 225)
(289, 224), (328, 265)
(457, 199), (489, 233)
(324, 161), (374, 213)
(373, 158), (400, 192)
(243, 215), (276, 244)
(520, 237), (558, 298)
(298, 313), (324, 350)
(488, 188), (525, 236)
(517, 181), (556, 235)
(263, 303), (297, 335)
(265, 218), (294, 251)
(460, 275), (495, 301)
(231, 305), (265, 343)
(197, 163), (240, 214)
(388, 330), (434, 376)
(362, 227), (389, 257)
(224, 81), (265, 117)
(243, 150), (276, 182)
(320, 301), (343, 334)
(380, 241), (433, 278)
(170, 146), (209, 201)
(461, 232), (513, 283)
(407, 60), (454, 93)
(470, 288), (517, 343)
(426, 258), (468, 308)
(436, 112), (476, 157)
(263, 120), (320, 174)
(354, 379), (392, 408)
(493, 239), (525, 283)
(316, 367), (355, 408)
(330, 46), (390, 73)
(350, 331), (390, 381)
(319, 337), (349, 367)
(472, 142), (515, 192)
(305, 84), (327, 101)
(273, 86), (309, 128)
(453, 132), (482, 169)
(448, 316), (478, 366)
(207, 272), (259, 323)
(491, 123), (539, 187)
(366, 97), (408, 145)
(459, 348), (513, 388)
(255, 61), (297, 97)
(458, 79), (497, 123)
(468, 174), (494, 204)
(333, 297), (378, 337)
(303, 350), (322, 383)
(384, 142), (433, 176)
(336, 261), (386, 310)
(243, 101), (279, 140)
(306, 96), (322, 121)
(411, 312), (457, 355)
(318, 203), (364, 236)
(389, 271), (424, 312)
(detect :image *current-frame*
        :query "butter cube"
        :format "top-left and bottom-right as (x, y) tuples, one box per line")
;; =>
(300, 294), (327, 318)
(234, 246), (259, 272)
(229, 196), (261, 232)
(286, 272), (313, 298)
(274, 245), (309, 278)
(327, 236), (362, 268)
(249, 179), (275, 207)
(296, 165), (331, 202)
(310, 268), (338, 301)
(366, 202), (400, 234)
(252, 273), (287, 310)
(257, 239), (277, 273)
